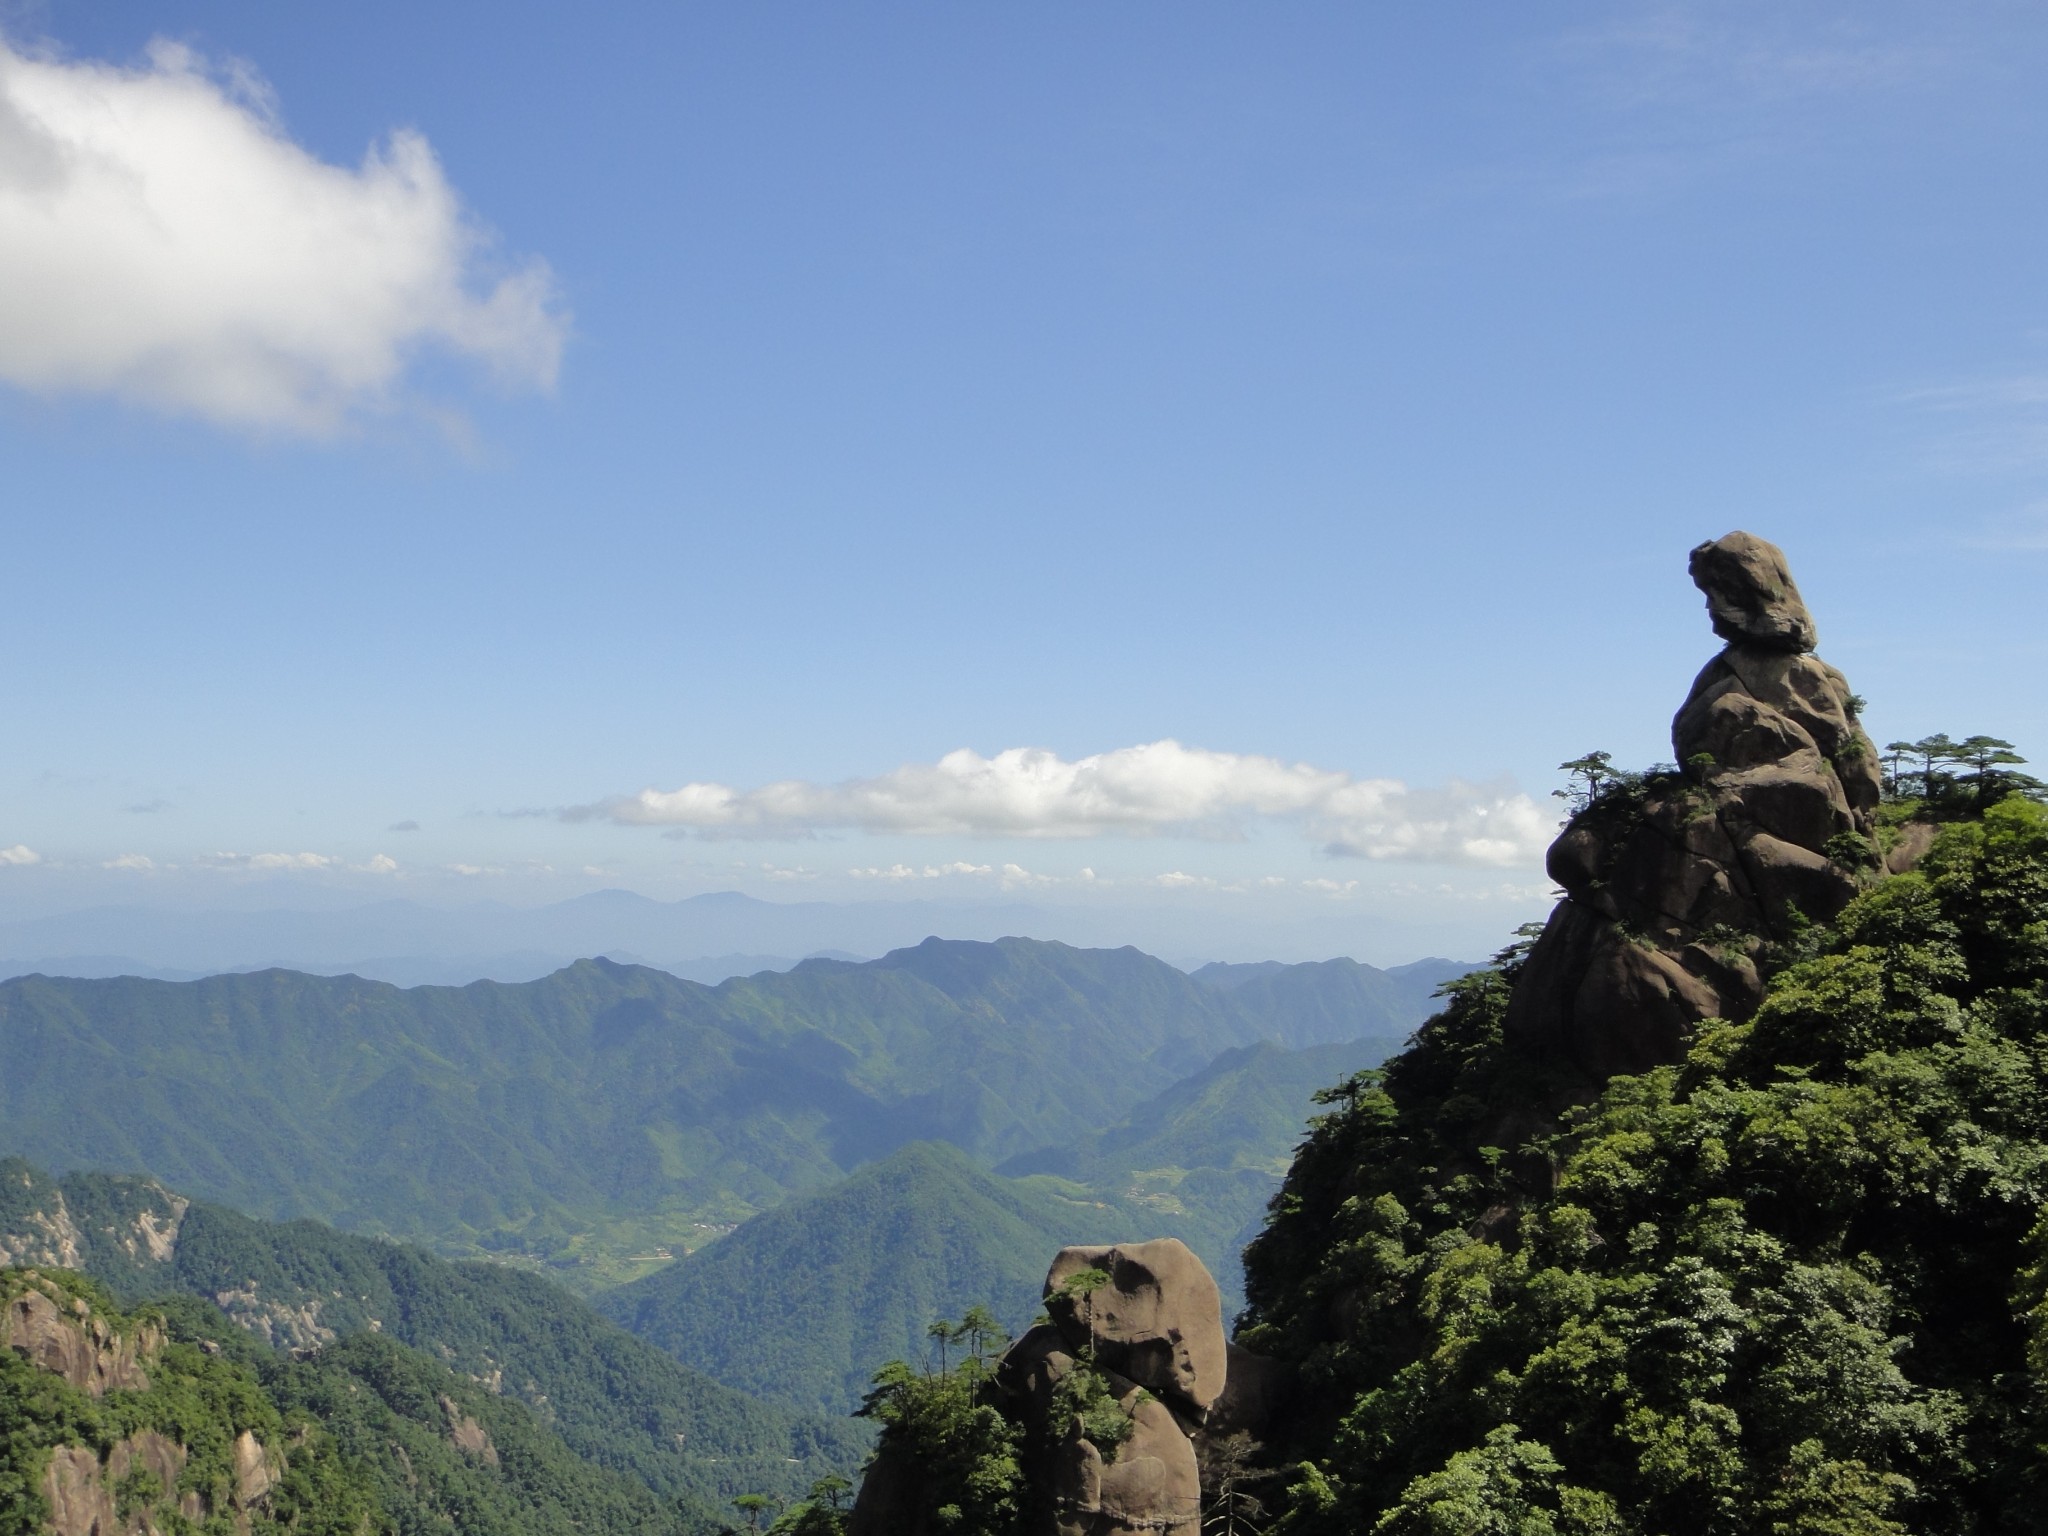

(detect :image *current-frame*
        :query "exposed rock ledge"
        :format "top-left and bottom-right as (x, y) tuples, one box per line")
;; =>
(5, 1271), (285, 1536)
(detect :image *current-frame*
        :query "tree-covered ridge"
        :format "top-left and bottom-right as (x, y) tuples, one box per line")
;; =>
(0, 937), (1436, 1284)
(1237, 795), (2048, 1533)
(0, 1265), (738, 1536)
(997, 1037), (1401, 1296)
(599, 1042), (1404, 1417)
(597, 1142), (1146, 1418)
(184, 1305), (697, 1536)
(0, 1268), (379, 1536)
(1188, 959), (1473, 1049)
(0, 1168), (865, 1512)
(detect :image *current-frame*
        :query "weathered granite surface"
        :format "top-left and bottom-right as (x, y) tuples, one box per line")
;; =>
(1504, 531), (1884, 1086)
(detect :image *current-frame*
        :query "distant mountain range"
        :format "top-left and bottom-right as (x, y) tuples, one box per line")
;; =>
(0, 886), (1477, 988)
(0, 944), (871, 989)
(0, 932), (1466, 1437)
(0, 937), (1465, 1286)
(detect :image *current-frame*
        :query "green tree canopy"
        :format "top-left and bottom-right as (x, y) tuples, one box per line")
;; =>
(1237, 795), (2048, 1534)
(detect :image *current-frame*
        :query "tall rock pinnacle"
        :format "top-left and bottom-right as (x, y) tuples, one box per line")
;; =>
(1503, 532), (1882, 1089)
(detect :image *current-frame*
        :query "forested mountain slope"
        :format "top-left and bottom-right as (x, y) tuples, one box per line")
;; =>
(598, 1143), (1141, 1417)
(1227, 539), (2048, 1532)
(601, 1037), (1402, 1417)
(1236, 798), (2048, 1532)
(0, 1161), (863, 1512)
(997, 1036), (1400, 1275)
(0, 937), (1443, 1278)
(1190, 956), (1470, 1045)
(0, 1266), (713, 1536)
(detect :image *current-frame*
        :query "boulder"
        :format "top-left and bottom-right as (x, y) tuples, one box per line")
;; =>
(1048, 1392), (1200, 1536)
(960, 1244), (1229, 1535)
(1687, 530), (1817, 651)
(1043, 1240), (1226, 1425)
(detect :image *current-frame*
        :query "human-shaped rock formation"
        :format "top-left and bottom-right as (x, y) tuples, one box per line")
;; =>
(995, 1240), (1224, 1534)
(1505, 532), (1883, 1088)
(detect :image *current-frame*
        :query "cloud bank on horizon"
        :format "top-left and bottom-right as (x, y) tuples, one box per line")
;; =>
(569, 739), (1554, 867)
(0, 36), (565, 432)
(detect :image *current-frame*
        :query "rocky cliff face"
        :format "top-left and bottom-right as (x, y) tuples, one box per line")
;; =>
(3, 1270), (286, 1536)
(0, 1160), (189, 1276)
(2, 1275), (159, 1395)
(1505, 531), (1885, 1090)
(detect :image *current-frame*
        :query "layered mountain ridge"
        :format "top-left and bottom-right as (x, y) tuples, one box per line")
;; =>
(0, 937), (1434, 1283)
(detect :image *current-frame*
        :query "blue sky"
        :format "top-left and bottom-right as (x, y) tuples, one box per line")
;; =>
(5, 2), (2048, 961)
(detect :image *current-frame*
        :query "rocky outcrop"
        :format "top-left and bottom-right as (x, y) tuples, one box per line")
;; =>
(1043, 1241), (1227, 1429)
(1505, 532), (1884, 1087)
(39, 1426), (277, 1536)
(0, 1162), (188, 1273)
(440, 1394), (501, 1465)
(993, 1323), (1202, 1536)
(211, 1283), (336, 1351)
(852, 1239), (1287, 1536)
(5, 1271), (287, 1536)
(2, 1273), (157, 1395)
(41, 1431), (210, 1536)
(232, 1428), (284, 1507)
(1006, 1241), (1232, 1535)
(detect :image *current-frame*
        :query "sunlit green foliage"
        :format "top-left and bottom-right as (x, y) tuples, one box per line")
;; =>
(1240, 797), (2048, 1534)
(855, 1312), (1025, 1536)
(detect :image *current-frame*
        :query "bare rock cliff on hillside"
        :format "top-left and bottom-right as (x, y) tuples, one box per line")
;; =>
(0, 1160), (190, 1274)
(1505, 531), (1884, 1090)
(3, 1271), (285, 1536)
(2, 1273), (158, 1395)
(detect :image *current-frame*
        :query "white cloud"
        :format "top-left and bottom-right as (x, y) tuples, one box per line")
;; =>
(0, 843), (40, 865)
(0, 36), (565, 432)
(572, 740), (1554, 867)
(102, 853), (155, 870)
(359, 853), (399, 874)
(849, 861), (997, 882)
(1313, 778), (1555, 866)
(197, 850), (334, 871)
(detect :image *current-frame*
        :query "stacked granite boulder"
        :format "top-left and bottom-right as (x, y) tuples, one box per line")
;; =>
(1504, 531), (1885, 1088)
(850, 1239), (1281, 1536)
(993, 1241), (1216, 1535)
